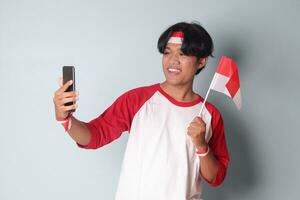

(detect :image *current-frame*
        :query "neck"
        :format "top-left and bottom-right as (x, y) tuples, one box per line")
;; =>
(160, 81), (198, 102)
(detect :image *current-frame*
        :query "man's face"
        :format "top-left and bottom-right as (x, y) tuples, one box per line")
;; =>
(162, 43), (202, 87)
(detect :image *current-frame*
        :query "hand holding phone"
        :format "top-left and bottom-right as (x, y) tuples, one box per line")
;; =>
(53, 66), (78, 120)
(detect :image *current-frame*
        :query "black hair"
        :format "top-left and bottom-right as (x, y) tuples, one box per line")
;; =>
(157, 22), (214, 75)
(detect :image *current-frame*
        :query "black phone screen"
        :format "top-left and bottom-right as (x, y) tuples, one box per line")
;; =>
(63, 66), (75, 108)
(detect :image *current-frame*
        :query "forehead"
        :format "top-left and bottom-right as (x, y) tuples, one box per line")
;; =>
(165, 43), (182, 51)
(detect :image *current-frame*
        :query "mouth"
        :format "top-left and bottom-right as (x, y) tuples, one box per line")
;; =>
(167, 67), (181, 75)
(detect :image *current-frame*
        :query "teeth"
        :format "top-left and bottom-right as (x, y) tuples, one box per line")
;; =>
(168, 68), (180, 72)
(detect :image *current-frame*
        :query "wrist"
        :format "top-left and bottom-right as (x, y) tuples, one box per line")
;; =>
(196, 144), (209, 157)
(196, 143), (208, 151)
(56, 112), (72, 131)
(56, 113), (70, 123)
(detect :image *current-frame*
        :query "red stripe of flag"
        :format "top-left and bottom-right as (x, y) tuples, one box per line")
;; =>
(216, 56), (240, 98)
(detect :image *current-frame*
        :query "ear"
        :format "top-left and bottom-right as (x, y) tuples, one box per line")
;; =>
(197, 57), (208, 70)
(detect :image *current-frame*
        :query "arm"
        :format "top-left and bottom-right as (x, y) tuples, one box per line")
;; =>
(62, 116), (91, 146)
(196, 144), (219, 183)
(53, 79), (91, 146)
(187, 114), (229, 186)
(54, 79), (136, 150)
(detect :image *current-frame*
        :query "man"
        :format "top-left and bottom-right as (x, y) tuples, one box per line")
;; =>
(53, 22), (229, 200)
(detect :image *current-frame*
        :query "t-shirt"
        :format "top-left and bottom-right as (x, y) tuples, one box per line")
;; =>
(78, 83), (229, 200)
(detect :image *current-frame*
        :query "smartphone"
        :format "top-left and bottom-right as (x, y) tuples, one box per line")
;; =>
(63, 66), (76, 112)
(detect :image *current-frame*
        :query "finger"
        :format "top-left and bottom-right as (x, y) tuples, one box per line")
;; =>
(187, 125), (197, 133)
(189, 122), (199, 128)
(195, 117), (206, 126)
(57, 80), (73, 94)
(62, 96), (79, 104)
(62, 91), (79, 98)
(187, 131), (191, 136)
(188, 126), (198, 134)
(187, 127), (193, 135)
(55, 90), (78, 101)
(192, 117), (201, 123)
(192, 117), (197, 122)
(194, 116), (203, 122)
(187, 129), (197, 138)
(62, 104), (78, 112)
(188, 123), (205, 133)
(55, 91), (78, 104)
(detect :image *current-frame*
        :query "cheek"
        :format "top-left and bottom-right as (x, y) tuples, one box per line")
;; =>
(181, 59), (197, 74)
(162, 57), (169, 68)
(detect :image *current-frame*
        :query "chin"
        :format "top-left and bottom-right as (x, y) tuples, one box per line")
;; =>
(163, 72), (187, 87)
(164, 79), (182, 87)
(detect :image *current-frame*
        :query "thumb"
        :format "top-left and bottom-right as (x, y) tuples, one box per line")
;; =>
(198, 113), (205, 120)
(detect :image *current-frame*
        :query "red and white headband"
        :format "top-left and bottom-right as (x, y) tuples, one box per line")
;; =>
(168, 31), (184, 44)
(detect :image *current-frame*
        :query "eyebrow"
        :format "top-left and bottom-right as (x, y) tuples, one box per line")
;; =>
(164, 46), (183, 53)
(164, 46), (182, 51)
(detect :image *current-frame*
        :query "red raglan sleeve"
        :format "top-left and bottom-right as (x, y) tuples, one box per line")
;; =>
(205, 109), (230, 186)
(77, 91), (134, 149)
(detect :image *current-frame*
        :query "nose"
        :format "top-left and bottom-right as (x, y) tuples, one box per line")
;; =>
(170, 53), (180, 65)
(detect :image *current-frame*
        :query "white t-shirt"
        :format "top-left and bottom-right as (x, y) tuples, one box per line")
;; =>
(78, 83), (229, 200)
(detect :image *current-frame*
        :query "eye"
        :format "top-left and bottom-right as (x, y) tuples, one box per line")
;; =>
(163, 51), (170, 55)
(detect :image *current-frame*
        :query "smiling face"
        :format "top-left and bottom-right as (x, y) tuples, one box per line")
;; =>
(162, 43), (204, 87)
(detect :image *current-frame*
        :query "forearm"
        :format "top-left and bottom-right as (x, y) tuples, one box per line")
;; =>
(198, 148), (219, 183)
(62, 116), (91, 146)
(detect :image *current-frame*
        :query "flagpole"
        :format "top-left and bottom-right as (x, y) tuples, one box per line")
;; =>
(198, 75), (217, 116)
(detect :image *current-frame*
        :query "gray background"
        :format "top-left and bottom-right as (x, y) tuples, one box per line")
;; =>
(0, 0), (299, 199)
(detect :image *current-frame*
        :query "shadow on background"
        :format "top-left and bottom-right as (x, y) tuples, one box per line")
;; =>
(202, 103), (259, 200)
(200, 38), (260, 199)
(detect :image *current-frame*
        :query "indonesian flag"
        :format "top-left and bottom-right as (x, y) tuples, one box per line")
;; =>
(211, 56), (242, 110)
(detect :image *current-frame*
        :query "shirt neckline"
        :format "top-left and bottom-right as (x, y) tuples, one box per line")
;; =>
(156, 83), (203, 107)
